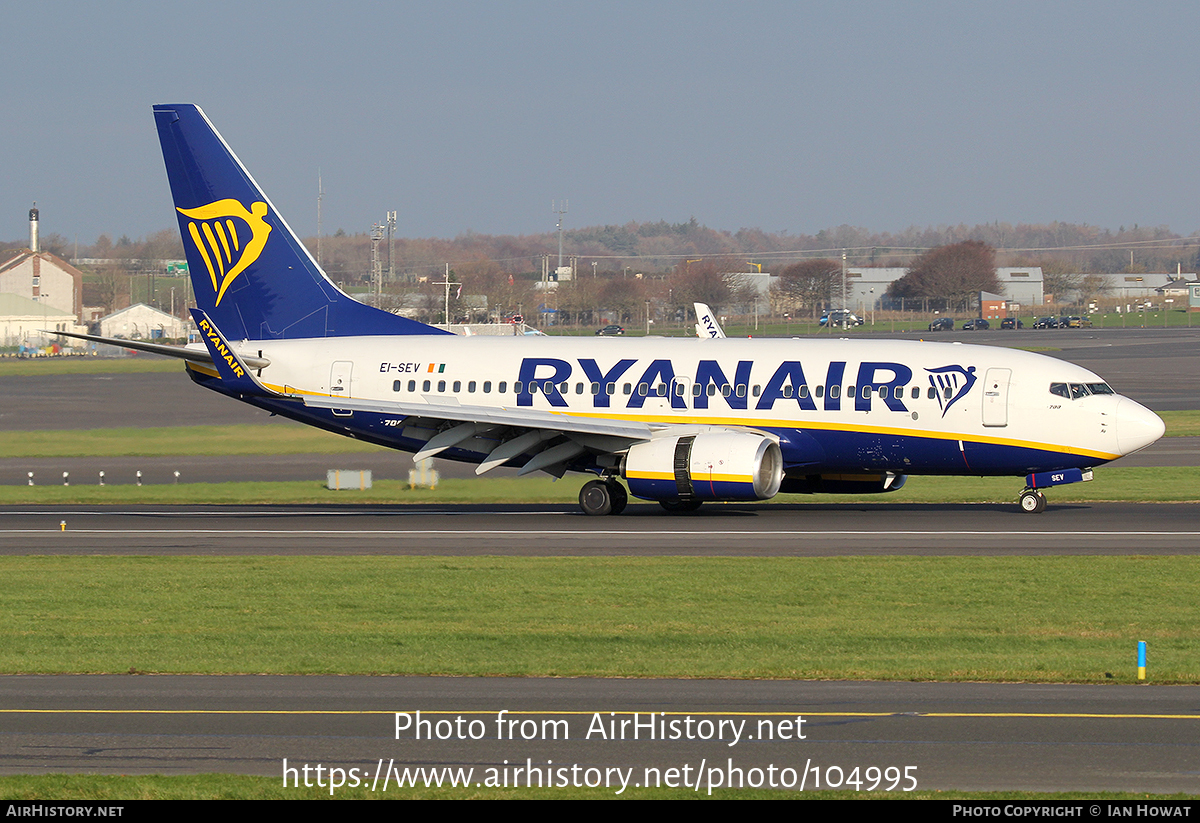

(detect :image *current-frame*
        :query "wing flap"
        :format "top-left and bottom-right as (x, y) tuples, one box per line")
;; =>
(301, 395), (654, 440)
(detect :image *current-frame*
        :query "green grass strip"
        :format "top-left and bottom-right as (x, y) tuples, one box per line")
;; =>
(0, 357), (181, 376)
(1, 467), (1197, 505)
(1158, 410), (1200, 436)
(2, 556), (1198, 682)
(0, 424), (386, 458)
(0, 774), (1194, 800)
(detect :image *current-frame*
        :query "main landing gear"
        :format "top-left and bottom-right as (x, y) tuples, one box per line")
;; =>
(579, 479), (628, 516)
(1018, 488), (1047, 514)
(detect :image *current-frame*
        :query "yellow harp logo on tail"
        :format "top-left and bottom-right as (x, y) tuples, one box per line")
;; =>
(177, 199), (272, 306)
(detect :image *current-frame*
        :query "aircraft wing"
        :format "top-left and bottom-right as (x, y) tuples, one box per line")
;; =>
(301, 394), (655, 477)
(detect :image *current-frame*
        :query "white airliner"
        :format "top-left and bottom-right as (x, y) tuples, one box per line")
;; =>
(63, 105), (1164, 515)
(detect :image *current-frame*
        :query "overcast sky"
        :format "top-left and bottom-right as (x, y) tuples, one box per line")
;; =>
(3, 1), (1198, 246)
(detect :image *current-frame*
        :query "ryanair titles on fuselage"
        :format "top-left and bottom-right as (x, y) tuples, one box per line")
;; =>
(380, 356), (978, 416)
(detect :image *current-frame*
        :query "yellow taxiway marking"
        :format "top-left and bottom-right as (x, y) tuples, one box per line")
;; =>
(2, 709), (1197, 720)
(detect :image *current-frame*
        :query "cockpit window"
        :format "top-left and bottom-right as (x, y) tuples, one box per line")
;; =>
(1052, 382), (1109, 400)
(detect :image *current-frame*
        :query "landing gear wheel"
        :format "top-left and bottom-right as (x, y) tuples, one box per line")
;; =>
(606, 481), (628, 515)
(579, 480), (614, 516)
(1019, 489), (1047, 514)
(659, 498), (703, 513)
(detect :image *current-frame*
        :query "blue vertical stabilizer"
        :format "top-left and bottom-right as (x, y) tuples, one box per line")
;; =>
(154, 104), (449, 341)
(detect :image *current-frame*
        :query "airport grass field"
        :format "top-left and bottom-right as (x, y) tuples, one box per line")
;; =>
(5, 555), (1198, 683)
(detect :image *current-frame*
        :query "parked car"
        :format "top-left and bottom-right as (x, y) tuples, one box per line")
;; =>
(1033, 316), (1060, 329)
(1062, 315), (1093, 328)
(1000, 317), (1024, 329)
(928, 317), (954, 331)
(962, 318), (990, 330)
(596, 324), (625, 336)
(820, 310), (864, 327)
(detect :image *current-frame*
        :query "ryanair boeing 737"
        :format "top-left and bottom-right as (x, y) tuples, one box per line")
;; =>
(62, 104), (1165, 515)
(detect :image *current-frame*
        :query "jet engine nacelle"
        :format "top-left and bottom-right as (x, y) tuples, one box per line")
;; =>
(623, 431), (784, 502)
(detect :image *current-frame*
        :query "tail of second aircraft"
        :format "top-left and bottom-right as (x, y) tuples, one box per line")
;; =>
(154, 104), (448, 341)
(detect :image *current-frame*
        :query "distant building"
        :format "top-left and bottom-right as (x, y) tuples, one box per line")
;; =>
(979, 291), (1008, 320)
(0, 293), (86, 347)
(0, 206), (84, 321)
(98, 303), (188, 340)
(1095, 274), (1189, 302)
(846, 267), (1044, 310)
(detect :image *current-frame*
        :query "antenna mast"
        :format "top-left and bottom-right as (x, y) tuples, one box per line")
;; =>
(317, 170), (324, 266)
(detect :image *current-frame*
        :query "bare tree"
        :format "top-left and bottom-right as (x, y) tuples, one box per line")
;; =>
(887, 241), (1000, 311)
(776, 258), (842, 319)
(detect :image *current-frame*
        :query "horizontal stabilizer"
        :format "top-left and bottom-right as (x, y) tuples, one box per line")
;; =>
(46, 328), (269, 370)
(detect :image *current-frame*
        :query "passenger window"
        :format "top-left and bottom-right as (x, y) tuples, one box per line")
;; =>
(736, 384), (746, 398)
(829, 385), (840, 399)
(879, 386), (888, 399)
(590, 382), (600, 395)
(752, 385), (761, 397)
(558, 382), (568, 394)
(393, 380), (401, 392)
(483, 381), (492, 393)
(468, 381), (476, 393)
(576, 383), (584, 395)
(452, 380), (461, 392)
(423, 380), (431, 392)
(530, 382), (539, 394)
(499, 381), (507, 393)
(911, 387), (919, 399)
(815, 385), (824, 398)
(638, 383), (648, 396)
(512, 381), (521, 393)
(408, 380), (416, 392)
(782, 385), (794, 399)
(943, 386), (951, 399)
(692, 383), (702, 397)
(438, 380), (446, 392)
(707, 383), (717, 397)
(847, 385), (856, 398)
(721, 385), (731, 397)
(656, 384), (667, 397)
(926, 386), (935, 399)
(862, 386), (871, 399)
(798, 385), (809, 399)
(607, 383), (616, 395)
(623, 383), (631, 395)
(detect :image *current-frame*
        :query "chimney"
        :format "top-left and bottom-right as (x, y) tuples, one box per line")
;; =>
(29, 203), (39, 253)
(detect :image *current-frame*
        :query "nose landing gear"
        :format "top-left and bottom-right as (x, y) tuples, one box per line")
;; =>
(1018, 468), (1093, 514)
(1018, 488), (1047, 514)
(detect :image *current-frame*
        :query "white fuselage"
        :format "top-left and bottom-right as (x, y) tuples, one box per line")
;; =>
(202, 334), (1162, 477)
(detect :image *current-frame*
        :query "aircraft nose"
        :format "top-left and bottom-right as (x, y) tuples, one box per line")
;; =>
(1115, 398), (1166, 455)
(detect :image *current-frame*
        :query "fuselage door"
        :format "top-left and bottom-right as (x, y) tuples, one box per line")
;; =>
(982, 367), (1011, 427)
(330, 360), (354, 417)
